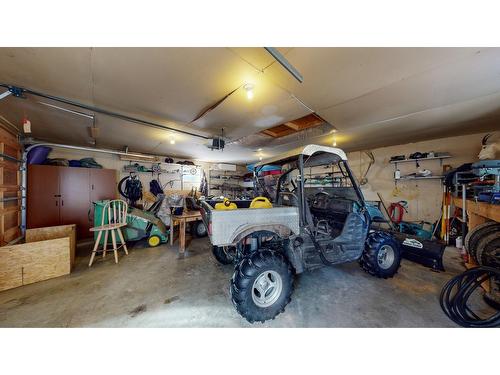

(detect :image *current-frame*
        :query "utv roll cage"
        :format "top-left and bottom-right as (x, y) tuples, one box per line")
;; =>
(253, 145), (367, 227)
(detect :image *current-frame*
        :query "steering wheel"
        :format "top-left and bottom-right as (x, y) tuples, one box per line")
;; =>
(315, 191), (331, 197)
(312, 191), (363, 211)
(312, 191), (331, 205)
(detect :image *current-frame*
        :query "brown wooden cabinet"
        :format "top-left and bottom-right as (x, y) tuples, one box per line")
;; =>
(27, 165), (117, 238)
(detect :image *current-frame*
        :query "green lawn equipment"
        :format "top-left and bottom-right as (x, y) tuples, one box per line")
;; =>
(93, 198), (169, 247)
(386, 200), (445, 271)
(397, 221), (435, 240)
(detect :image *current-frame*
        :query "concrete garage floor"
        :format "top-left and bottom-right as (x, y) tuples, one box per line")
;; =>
(0, 238), (465, 327)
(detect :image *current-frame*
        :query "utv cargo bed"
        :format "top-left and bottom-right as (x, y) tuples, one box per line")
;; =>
(200, 200), (299, 246)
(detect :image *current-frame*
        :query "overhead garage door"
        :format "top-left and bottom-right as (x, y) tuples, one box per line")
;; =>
(0, 126), (21, 245)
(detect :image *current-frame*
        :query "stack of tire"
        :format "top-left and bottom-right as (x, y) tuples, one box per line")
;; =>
(465, 221), (500, 268)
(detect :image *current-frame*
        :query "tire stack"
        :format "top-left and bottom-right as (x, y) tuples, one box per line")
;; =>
(464, 221), (500, 268)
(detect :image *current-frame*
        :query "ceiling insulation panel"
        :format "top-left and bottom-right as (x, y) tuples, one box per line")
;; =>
(0, 96), (92, 146)
(191, 70), (310, 139)
(0, 48), (93, 101)
(91, 48), (255, 124)
(318, 48), (500, 130)
(263, 47), (480, 111)
(1, 47), (500, 164)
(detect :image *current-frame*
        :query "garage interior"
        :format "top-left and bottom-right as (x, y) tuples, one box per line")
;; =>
(0, 47), (499, 327)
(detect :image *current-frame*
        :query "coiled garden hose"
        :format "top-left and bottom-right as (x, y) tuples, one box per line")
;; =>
(440, 267), (500, 327)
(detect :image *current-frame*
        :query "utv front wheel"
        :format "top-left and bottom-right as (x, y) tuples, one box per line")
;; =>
(212, 245), (236, 265)
(230, 249), (293, 323)
(360, 232), (401, 278)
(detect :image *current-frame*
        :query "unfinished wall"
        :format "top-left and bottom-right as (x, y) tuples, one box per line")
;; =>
(47, 148), (253, 199)
(45, 131), (491, 223)
(347, 132), (490, 223)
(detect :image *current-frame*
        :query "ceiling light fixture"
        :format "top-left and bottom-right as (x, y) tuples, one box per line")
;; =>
(170, 139), (176, 145)
(332, 130), (338, 147)
(244, 83), (254, 100)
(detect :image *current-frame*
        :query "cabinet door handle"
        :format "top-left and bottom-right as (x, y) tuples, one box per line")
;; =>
(61, 200), (64, 206)
(56, 200), (58, 206)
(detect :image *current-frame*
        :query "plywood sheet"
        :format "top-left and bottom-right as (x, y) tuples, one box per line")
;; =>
(0, 237), (71, 292)
(0, 245), (23, 291)
(22, 238), (70, 285)
(26, 224), (76, 268)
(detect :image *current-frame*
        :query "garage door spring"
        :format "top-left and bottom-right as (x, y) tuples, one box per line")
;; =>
(440, 266), (500, 327)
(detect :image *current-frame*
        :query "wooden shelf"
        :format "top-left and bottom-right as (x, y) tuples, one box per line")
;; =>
(452, 196), (500, 223)
(454, 197), (499, 293)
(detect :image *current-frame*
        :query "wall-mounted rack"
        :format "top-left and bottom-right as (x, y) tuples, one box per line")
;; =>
(396, 175), (445, 182)
(208, 165), (251, 198)
(390, 155), (451, 168)
(391, 154), (451, 185)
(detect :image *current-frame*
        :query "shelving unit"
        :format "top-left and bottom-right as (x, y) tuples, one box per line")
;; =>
(453, 196), (500, 292)
(390, 155), (451, 166)
(121, 160), (202, 192)
(396, 175), (445, 181)
(391, 154), (451, 185)
(208, 166), (252, 199)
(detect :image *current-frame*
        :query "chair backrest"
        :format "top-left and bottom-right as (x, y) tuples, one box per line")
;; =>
(102, 199), (128, 226)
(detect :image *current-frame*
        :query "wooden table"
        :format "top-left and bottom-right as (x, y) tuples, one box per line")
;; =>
(170, 210), (202, 253)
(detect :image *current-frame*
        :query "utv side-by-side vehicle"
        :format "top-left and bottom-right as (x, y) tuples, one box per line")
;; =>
(200, 145), (401, 323)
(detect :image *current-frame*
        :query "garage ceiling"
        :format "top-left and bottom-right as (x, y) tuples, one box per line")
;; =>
(0, 47), (499, 163)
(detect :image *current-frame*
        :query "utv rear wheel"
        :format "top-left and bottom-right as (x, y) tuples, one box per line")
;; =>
(212, 245), (236, 265)
(360, 232), (401, 278)
(191, 221), (207, 238)
(230, 249), (293, 323)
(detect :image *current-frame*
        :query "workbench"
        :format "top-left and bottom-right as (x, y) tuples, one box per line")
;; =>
(452, 196), (499, 291)
(170, 210), (202, 253)
(452, 197), (500, 230)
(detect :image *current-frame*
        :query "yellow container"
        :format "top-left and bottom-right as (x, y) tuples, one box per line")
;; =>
(250, 196), (273, 209)
(214, 198), (238, 210)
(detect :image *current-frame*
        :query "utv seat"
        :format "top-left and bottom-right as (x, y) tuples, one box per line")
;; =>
(331, 212), (369, 253)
